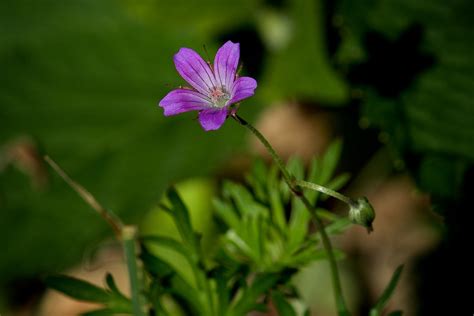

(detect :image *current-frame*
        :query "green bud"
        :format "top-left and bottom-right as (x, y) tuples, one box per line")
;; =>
(349, 197), (375, 233)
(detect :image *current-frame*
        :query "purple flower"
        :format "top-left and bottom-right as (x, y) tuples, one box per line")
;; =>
(159, 41), (257, 131)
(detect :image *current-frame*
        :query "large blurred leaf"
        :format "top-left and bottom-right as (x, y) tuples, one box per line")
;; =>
(258, 0), (349, 104)
(0, 0), (260, 296)
(335, 0), (474, 200)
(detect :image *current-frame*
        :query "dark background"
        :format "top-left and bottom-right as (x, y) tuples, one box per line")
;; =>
(1, 0), (473, 314)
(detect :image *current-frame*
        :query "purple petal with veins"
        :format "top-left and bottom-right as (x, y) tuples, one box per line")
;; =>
(174, 48), (217, 95)
(159, 89), (211, 116)
(230, 76), (257, 104)
(214, 41), (240, 91)
(198, 108), (228, 131)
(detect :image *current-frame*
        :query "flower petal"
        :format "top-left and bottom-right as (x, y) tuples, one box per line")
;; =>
(159, 89), (211, 116)
(214, 41), (240, 91)
(198, 107), (228, 131)
(229, 76), (257, 104)
(174, 48), (217, 95)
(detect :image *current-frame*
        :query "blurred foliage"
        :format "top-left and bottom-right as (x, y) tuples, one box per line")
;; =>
(334, 0), (474, 201)
(46, 152), (404, 315)
(46, 149), (355, 316)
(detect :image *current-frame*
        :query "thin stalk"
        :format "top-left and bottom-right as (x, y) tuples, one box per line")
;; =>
(122, 226), (145, 316)
(44, 156), (145, 315)
(297, 180), (356, 206)
(231, 114), (350, 316)
(44, 156), (123, 238)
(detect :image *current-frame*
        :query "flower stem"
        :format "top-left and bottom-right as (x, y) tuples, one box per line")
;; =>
(231, 114), (350, 316)
(297, 179), (356, 207)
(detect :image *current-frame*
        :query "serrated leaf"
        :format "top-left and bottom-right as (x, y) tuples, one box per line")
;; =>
(46, 275), (110, 303)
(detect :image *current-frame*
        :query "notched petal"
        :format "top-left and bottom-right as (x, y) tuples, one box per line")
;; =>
(174, 48), (217, 95)
(198, 108), (228, 131)
(159, 89), (211, 116)
(229, 76), (257, 104)
(214, 41), (240, 90)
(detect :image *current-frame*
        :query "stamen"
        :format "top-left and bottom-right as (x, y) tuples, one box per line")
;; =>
(209, 86), (230, 107)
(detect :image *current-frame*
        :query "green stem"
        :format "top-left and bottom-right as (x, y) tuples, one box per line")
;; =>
(299, 196), (349, 316)
(122, 226), (145, 316)
(231, 114), (350, 316)
(44, 156), (146, 315)
(297, 180), (356, 206)
(44, 155), (123, 238)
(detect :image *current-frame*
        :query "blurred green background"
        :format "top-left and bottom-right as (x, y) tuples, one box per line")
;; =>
(1, 0), (473, 314)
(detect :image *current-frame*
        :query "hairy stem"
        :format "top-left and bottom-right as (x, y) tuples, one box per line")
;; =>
(44, 156), (145, 315)
(231, 114), (350, 316)
(297, 179), (356, 206)
(44, 156), (123, 238)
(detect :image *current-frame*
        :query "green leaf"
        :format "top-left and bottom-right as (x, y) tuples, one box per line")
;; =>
(268, 181), (287, 233)
(246, 158), (269, 203)
(211, 268), (231, 315)
(81, 309), (118, 316)
(213, 198), (241, 231)
(320, 140), (342, 185)
(164, 187), (199, 254)
(370, 265), (404, 316)
(169, 274), (204, 315)
(271, 291), (297, 316)
(259, 0), (348, 103)
(105, 273), (121, 296)
(286, 198), (310, 254)
(223, 181), (267, 217)
(141, 235), (197, 267)
(229, 273), (280, 316)
(140, 247), (175, 279)
(140, 246), (203, 314)
(387, 311), (403, 316)
(306, 158), (321, 203)
(46, 275), (110, 303)
(322, 217), (352, 235)
(286, 157), (305, 181)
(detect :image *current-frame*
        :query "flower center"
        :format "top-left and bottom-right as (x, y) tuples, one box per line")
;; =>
(209, 86), (230, 108)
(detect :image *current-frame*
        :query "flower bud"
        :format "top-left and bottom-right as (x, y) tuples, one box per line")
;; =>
(349, 197), (375, 233)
